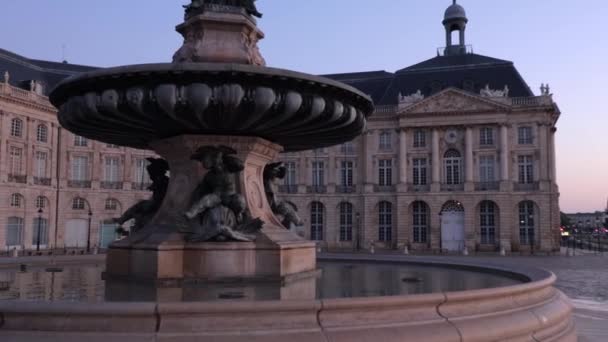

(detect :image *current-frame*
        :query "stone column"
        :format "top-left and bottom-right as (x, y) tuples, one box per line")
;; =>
(398, 129), (407, 187)
(500, 124), (510, 191)
(549, 127), (557, 188)
(464, 127), (474, 190)
(539, 123), (549, 182)
(431, 129), (440, 191)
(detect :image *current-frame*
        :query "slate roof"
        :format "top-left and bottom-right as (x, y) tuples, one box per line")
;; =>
(0, 48), (97, 96)
(323, 53), (534, 106)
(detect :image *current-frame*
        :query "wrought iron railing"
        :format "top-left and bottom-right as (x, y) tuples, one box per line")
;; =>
(440, 184), (465, 192)
(8, 174), (27, 184)
(336, 185), (357, 194)
(131, 182), (152, 191)
(33, 177), (52, 186)
(374, 185), (396, 193)
(68, 180), (92, 188)
(475, 182), (500, 191)
(514, 182), (540, 191)
(307, 185), (327, 194)
(407, 184), (430, 192)
(278, 185), (298, 194)
(101, 181), (124, 190)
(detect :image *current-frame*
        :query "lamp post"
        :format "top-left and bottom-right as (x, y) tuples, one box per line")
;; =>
(86, 210), (92, 253)
(355, 212), (361, 251)
(36, 208), (43, 252)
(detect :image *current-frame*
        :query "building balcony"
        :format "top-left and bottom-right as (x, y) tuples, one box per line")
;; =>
(307, 185), (327, 194)
(374, 185), (396, 193)
(131, 182), (152, 191)
(336, 185), (357, 194)
(8, 174), (27, 184)
(440, 184), (465, 192)
(68, 180), (92, 189)
(514, 182), (540, 192)
(475, 182), (500, 191)
(278, 185), (298, 194)
(33, 177), (52, 186)
(407, 184), (430, 192)
(101, 181), (124, 190)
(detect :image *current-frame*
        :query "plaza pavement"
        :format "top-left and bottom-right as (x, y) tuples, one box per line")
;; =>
(1, 250), (607, 341)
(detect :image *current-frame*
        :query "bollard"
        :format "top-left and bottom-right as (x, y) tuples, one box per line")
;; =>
(462, 247), (469, 256)
(403, 245), (409, 255)
(11, 248), (18, 258)
(500, 247), (506, 256)
(316, 243), (322, 253)
(370, 245), (375, 254)
(93, 246), (99, 255)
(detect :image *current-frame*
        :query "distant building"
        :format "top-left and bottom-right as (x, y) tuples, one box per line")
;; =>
(566, 212), (607, 230)
(0, 49), (155, 251)
(279, 2), (561, 253)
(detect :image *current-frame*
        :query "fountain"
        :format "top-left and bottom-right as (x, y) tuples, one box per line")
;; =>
(0, 2), (576, 341)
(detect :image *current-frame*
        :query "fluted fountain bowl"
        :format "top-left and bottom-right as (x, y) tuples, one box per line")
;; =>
(49, 63), (374, 151)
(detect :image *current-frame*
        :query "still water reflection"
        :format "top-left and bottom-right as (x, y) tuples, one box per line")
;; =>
(0, 262), (522, 303)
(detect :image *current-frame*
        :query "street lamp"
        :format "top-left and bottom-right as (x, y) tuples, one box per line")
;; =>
(36, 208), (43, 252)
(86, 210), (93, 253)
(355, 212), (361, 251)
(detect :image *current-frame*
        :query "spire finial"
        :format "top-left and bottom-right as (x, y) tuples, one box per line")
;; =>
(453, 0), (457, 4)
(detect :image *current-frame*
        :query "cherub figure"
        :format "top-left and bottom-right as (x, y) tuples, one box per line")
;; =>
(263, 162), (303, 229)
(113, 158), (169, 233)
(184, 146), (262, 242)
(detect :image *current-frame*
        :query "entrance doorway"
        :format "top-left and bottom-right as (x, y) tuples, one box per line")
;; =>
(441, 201), (465, 252)
(64, 219), (88, 248)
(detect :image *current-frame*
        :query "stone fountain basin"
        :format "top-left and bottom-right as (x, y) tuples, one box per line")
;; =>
(49, 63), (374, 152)
(0, 257), (576, 342)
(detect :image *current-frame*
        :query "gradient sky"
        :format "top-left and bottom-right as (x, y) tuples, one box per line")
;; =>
(1, 0), (606, 213)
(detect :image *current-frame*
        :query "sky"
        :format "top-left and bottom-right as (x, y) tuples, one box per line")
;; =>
(0, 0), (606, 213)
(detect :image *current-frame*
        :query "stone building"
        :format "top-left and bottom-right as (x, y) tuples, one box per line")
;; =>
(278, 2), (561, 253)
(0, 49), (155, 252)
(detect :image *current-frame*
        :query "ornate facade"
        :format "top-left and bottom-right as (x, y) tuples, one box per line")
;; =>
(0, 50), (155, 251)
(278, 3), (561, 253)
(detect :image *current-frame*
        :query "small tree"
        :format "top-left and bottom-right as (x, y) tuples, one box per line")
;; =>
(560, 212), (571, 227)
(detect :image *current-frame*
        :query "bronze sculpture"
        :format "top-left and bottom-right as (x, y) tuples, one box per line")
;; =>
(184, 146), (263, 242)
(263, 162), (303, 229)
(113, 158), (169, 233)
(184, 0), (262, 18)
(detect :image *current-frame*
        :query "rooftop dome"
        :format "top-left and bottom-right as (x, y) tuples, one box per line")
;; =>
(444, 1), (467, 22)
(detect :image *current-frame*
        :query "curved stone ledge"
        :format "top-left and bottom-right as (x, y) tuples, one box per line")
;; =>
(0, 257), (576, 342)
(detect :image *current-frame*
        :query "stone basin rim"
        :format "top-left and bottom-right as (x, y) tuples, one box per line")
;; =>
(49, 62), (374, 110)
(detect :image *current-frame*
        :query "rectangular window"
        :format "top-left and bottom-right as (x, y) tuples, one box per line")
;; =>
(134, 158), (151, 184)
(34, 151), (48, 178)
(519, 202), (535, 245)
(341, 161), (354, 187)
(479, 155), (495, 183)
(378, 159), (393, 186)
(379, 131), (392, 150)
(312, 161), (325, 187)
(341, 142), (355, 155)
(74, 135), (88, 147)
(284, 162), (297, 186)
(480, 127), (494, 146)
(518, 126), (533, 145)
(9, 146), (23, 175)
(413, 130), (426, 148)
(32, 218), (49, 246)
(413, 202), (428, 243)
(339, 203), (353, 242)
(71, 156), (89, 181)
(378, 202), (392, 242)
(6, 217), (24, 247)
(413, 158), (428, 185)
(103, 156), (120, 182)
(518, 155), (534, 184)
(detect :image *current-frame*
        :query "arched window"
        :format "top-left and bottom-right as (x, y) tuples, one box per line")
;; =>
(10, 193), (22, 208)
(6, 217), (24, 246)
(105, 198), (120, 211)
(444, 149), (462, 185)
(378, 201), (393, 242)
(519, 201), (536, 245)
(413, 201), (429, 243)
(36, 196), (47, 209)
(72, 197), (87, 210)
(10, 118), (23, 137)
(36, 124), (48, 142)
(32, 217), (49, 246)
(310, 202), (324, 241)
(480, 201), (497, 244)
(339, 202), (353, 242)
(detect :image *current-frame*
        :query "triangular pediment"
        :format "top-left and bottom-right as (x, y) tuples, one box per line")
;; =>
(399, 88), (511, 115)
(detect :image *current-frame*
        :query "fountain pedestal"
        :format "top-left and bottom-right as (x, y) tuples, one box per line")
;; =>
(106, 135), (316, 282)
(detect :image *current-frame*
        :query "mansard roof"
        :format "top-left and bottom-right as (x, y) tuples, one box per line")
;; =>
(323, 53), (534, 106)
(0, 48), (97, 96)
